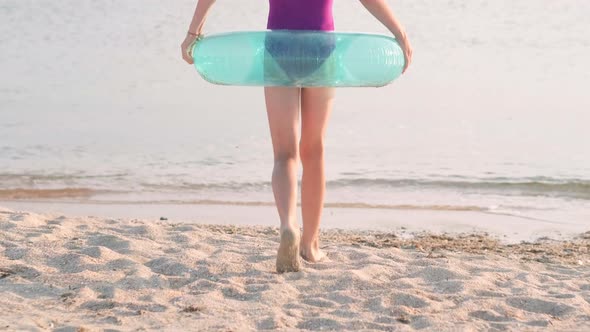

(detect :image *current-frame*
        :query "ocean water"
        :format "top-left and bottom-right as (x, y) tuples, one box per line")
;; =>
(1, 1), (589, 226)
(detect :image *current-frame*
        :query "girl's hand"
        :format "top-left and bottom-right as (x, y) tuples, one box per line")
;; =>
(181, 32), (200, 64)
(398, 36), (413, 74)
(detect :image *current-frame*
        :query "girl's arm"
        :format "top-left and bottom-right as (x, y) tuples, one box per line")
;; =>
(359, 0), (413, 73)
(182, 0), (217, 64)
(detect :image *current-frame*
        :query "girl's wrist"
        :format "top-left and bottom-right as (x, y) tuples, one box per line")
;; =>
(392, 30), (406, 40)
(187, 31), (204, 42)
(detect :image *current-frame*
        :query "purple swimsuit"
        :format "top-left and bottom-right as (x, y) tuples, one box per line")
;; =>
(264, 0), (336, 84)
(267, 0), (335, 31)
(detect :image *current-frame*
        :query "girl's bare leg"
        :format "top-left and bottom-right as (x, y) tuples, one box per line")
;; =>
(299, 87), (335, 262)
(264, 86), (302, 273)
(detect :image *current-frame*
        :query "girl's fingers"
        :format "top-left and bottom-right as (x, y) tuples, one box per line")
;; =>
(186, 45), (193, 63)
(181, 42), (195, 64)
(402, 49), (411, 74)
(401, 42), (412, 73)
(180, 33), (200, 65)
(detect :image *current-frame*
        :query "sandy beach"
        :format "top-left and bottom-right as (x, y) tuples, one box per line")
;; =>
(1, 206), (590, 331)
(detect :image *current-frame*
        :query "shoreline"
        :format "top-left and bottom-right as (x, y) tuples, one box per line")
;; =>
(2, 200), (588, 245)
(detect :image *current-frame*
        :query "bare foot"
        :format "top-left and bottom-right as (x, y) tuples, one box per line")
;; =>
(276, 226), (301, 273)
(300, 245), (326, 263)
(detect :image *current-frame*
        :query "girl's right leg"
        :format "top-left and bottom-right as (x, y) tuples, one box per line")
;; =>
(264, 86), (302, 273)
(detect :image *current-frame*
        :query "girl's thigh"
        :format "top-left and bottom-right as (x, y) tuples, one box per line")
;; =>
(264, 86), (301, 157)
(300, 87), (335, 143)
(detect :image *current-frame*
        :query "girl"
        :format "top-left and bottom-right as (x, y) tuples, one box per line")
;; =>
(181, 0), (412, 273)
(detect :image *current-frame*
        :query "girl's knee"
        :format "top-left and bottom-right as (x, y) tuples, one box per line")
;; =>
(299, 139), (324, 163)
(274, 149), (298, 164)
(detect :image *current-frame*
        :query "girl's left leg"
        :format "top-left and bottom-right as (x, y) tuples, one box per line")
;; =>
(299, 87), (335, 262)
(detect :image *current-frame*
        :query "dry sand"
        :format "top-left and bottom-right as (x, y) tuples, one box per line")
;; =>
(1, 206), (590, 331)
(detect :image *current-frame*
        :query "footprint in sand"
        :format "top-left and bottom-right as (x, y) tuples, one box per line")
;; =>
(118, 275), (168, 290)
(469, 310), (514, 322)
(0, 264), (40, 280)
(2, 282), (61, 299)
(432, 280), (464, 294)
(296, 318), (343, 330)
(411, 266), (467, 294)
(8, 212), (28, 222)
(4, 247), (28, 260)
(301, 297), (337, 308)
(166, 233), (191, 244)
(167, 276), (195, 289)
(47, 253), (92, 273)
(144, 257), (192, 276)
(221, 285), (261, 301)
(244, 283), (270, 293)
(0, 221), (16, 230)
(52, 325), (97, 332)
(548, 293), (576, 299)
(87, 233), (131, 254)
(323, 291), (358, 305)
(475, 290), (508, 298)
(124, 302), (168, 313)
(79, 300), (116, 311)
(413, 266), (467, 283)
(506, 297), (574, 317)
(247, 254), (275, 263)
(104, 258), (138, 271)
(526, 319), (552, 327)
(79, 246), (120, 259)
(169, 225), (195, 232)
(46, 216), (65, 225)
(93, 284), (117, 299)
(188, 279), (220, 295)
(392, 292), (430, 309)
